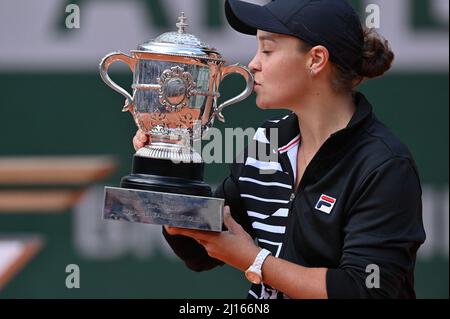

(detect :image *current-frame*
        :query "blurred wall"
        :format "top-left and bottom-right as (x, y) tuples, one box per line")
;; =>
(0, 0), (448, 298)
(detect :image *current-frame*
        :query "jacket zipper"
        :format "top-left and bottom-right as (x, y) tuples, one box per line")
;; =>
(279, 154), (299, 259)
(277, 136), (324, 259)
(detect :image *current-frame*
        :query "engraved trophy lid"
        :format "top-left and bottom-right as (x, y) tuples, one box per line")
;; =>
(136, 12), (224, 61)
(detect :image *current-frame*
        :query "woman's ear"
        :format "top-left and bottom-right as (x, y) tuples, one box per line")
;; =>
(308, 45), (330, 75)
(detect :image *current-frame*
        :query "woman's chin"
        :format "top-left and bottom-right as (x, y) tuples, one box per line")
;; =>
(255, 97), (269, 109)
(256, 104), (269, 110)
(256, 99), (277, 110)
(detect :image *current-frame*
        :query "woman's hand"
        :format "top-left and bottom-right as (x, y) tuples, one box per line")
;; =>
(132, 129), (149, 151)
(165, 206), (260, 271)
(166, 206), (328, 298)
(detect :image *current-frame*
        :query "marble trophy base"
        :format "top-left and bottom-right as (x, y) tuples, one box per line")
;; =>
(103, 155), (224, 231)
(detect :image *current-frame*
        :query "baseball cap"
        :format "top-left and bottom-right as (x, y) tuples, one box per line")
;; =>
(225, 0), (364, 72)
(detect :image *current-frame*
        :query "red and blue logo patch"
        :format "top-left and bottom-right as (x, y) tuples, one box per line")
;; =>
(315, 194), (336, 214)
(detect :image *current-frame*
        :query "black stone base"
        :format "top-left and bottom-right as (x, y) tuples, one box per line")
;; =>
(120, 155), (212, 197)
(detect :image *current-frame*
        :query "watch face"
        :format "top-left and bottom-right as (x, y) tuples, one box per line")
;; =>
(245, 271), (262, 285)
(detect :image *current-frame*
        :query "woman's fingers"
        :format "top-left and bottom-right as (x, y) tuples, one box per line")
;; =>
(164, 225), (181, 235)
(223, 205), (244, 234)
(132, 135), (144, 151)
(132, 129), (149, 151)
(137, 129), (148, 142)
(165, 226), (216, 242)
(165, 226), (193, 237)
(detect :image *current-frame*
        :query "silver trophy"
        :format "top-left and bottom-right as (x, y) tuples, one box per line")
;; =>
(100, 13), (254, 231)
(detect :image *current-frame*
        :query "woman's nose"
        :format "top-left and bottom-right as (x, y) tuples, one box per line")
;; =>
(248, 54), (261, 73)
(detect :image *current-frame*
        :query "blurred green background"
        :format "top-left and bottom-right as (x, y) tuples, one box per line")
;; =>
(0, 0), (448, 298)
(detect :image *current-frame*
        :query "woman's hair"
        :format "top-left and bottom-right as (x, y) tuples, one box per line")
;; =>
(299, 28), (395, 93)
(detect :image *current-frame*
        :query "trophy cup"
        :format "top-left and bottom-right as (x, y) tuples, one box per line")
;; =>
(100, 13), (254, 231)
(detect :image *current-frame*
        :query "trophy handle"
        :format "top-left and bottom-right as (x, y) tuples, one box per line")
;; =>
(216, 63), (254, 123)
(99, 52), (136, 112)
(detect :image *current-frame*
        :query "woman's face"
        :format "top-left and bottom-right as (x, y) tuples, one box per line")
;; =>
(249, 30), (310, 110)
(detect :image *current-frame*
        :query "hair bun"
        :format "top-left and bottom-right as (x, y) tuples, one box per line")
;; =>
(360, 29), (395, 78)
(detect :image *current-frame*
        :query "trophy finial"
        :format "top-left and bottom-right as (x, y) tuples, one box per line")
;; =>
(176, 12), (188, 34)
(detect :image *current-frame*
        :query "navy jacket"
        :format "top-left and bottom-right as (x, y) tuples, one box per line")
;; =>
(163, 92), (426, 299)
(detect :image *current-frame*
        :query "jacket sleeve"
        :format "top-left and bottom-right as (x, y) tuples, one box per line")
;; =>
(326, 158), (426, 298)
(162, 165), (253, 272)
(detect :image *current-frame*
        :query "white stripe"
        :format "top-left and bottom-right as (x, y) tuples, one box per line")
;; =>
(245, 157), (282, 172)
(241, 194), (289, 204)
(239, 177), (292, 189)
(247, 208), (289, 220)
(248, 290), (259, 299)
(278, 134), (301, 154)
(260, 283), (279, 299)
(287, 144), (298, 182)
(252, 222), (286, 234)
(266, 114), (290, 125)
(247, 211), (270, 219)
(272, 208), (289, 217)
(257, 238), (283, 257)
(253, 128), (270, 144)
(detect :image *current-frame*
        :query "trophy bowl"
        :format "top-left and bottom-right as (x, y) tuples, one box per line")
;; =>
(99, 13), (254, 231)
(100, 12), (253, 163)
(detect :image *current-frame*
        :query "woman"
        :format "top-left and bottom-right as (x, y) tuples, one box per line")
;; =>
(133, 0), (425, 299)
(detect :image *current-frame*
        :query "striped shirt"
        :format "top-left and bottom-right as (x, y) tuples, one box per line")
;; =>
(237, 114), (300, 299)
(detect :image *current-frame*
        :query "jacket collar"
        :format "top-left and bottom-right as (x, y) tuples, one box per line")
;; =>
(263, 91), (373, 154)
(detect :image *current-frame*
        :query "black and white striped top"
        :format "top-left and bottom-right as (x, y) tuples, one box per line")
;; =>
(236, 113), (300, 299)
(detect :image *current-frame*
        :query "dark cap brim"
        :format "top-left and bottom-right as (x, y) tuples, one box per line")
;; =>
(225, 0), (292, 36)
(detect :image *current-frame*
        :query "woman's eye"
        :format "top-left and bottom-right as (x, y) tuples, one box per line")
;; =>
(261, 50), (272, 55)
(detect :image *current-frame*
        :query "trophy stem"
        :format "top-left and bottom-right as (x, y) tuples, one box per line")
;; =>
(131, 156), (204, 180)
(135, 145), (202, 163)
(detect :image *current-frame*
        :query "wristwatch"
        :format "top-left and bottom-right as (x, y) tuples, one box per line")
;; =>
(245, 249), (272, 284)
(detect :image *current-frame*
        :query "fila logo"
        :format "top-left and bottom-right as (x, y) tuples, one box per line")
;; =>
(315, 194), (336, 214)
